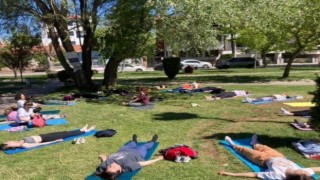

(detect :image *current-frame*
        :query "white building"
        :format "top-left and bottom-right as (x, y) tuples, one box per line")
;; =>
(41, 16), (84, 52)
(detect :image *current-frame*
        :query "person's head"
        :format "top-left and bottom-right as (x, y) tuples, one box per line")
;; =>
(3, 108), (12, 116)
(15, 93), (25, 100)
(10, 105), (18, 111)
(96, 162), (122, 180)
(24, 101), (33, 110)
(138, 87), (148, 95)
(286, 169), (313, 180)
(0, 140), (23, 150)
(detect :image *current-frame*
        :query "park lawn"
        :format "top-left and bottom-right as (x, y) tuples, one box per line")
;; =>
(0, 68), (320, 179)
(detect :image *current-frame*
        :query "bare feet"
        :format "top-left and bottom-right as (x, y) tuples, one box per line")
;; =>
(281, 107), (292, 116)
(224, 136), (235, 146)
(250, 134), (258, 145)
(80, 124), (89, 131)
(204, 95), (215, 101)
(86, 125), (96, 132)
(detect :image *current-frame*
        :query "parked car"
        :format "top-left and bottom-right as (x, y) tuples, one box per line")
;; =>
(118, 63), (146, 72)
(153, 63), (163, 71)
(215, 57), (259, 69)
(180, 59), (212, 69)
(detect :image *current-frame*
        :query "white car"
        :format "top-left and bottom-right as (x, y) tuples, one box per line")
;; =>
(180, 59), (212, 69)
(118, 63), (146, 72)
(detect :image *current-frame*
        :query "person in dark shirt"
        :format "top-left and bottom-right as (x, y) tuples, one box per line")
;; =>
(94, 134), (163, 180)
(122, 87), (150, 107)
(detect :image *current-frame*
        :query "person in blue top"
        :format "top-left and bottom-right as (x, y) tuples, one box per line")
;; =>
(94, 134), (163, 180)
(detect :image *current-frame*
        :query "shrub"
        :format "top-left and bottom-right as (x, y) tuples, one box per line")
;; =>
(163, 57), (180, 79)
(310, 76), (320, 130)
(57, 70), (71, 82)
(184, 65), (194, 73)
(47, 71), (57, 79)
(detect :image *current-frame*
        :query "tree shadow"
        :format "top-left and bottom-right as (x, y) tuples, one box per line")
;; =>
(203, 132), (301, 148)
(153, 112), (200, 121)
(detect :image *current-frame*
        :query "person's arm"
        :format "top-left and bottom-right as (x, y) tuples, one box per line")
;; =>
(21, 139), (63, 148)
(138, 156), (164, 167)
(19, 116), (31, 122)
(309, 167), (320, 172)
(219, 171), (258, 178)
(98, 154), (108, 163)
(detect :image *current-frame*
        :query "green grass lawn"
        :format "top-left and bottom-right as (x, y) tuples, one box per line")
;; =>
(1, 67), (320, 179)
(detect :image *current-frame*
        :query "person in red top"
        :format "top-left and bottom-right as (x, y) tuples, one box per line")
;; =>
(123, 87), (150, 107)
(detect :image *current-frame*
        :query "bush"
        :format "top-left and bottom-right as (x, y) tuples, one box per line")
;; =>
(57, 70), (71, 82)
(184, 65), (194, 74)
(163, 57), (180, 79)
(310, 76), (320, 130)
(47, 71), (57, 79)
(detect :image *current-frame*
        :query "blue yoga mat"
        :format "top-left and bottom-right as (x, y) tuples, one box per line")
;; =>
(86, 142), (159, 180)
(0, 118), (68, 131)
(3, 129), (97, 155)
(220, 138), (319, 179)
(246, 97), (296, 105)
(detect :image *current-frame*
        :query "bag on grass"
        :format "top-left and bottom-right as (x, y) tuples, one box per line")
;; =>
(159, 144), (198, 161)
(94, 129), (117, 138)
(32, 114), (46, 127)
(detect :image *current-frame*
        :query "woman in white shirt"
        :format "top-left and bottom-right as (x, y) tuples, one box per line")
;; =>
(16, 101), (35, 124)
(219, 135), (320, 180)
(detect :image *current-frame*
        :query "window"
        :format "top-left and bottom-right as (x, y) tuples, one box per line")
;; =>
(71, 41), (76, 45)
(69, 31), (74, 36)
(76, 31), (84, 37)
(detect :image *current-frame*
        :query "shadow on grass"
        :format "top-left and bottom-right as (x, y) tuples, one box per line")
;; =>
(203, 132), (301, 148)
(153, 112), (200, 121)
(118, 75), (282, 84)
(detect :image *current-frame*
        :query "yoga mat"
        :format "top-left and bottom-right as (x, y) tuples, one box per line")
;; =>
(290, 123), (313, 131)
(0, 118), (68, 131)
(131, 103), (155, 110)
(220, 138), (318, 179)
(86, 142), (159, 180)
(247, 98), (296, 105)
(3, 129), (97, 155)
(284, 102), (315, 107)
(44, 101), (76, 106)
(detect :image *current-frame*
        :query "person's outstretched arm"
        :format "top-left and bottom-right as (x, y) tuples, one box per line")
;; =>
(219, 171), (258, 178)
(138, 156), (164, 167)
(98, 154), (108, 163)
(21, 139), (63, 148)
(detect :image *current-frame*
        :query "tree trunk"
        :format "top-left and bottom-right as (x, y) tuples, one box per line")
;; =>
(13, 69), (17, 79)
(231, 34), (236, 58)
(261, 50), (268, 68)
(282, 48), (303, 78)
(102, 57), (120, 89)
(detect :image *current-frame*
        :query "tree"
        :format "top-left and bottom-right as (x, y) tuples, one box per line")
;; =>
(0, 26), (41, 80)
(156, 0), (219, 57)
(0, 0), (111, 89)
(96, 0), (156, 88)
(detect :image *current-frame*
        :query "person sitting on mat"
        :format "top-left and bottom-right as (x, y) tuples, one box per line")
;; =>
(219, 135), (320, 180)
(15, 93), (41, 109)
(281, 107), (311, 117)
(122, 87), (150, 107)
(205, 90), (248, 100)
(94, 134), (163, 180)
(16, 101), (35, 124)
(0, 124), (95, 150)
(3, 106), (18, 122)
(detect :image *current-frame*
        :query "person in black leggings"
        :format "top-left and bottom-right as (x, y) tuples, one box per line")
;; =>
(281, 107), (311, 117)
(0, 124), (95, 150)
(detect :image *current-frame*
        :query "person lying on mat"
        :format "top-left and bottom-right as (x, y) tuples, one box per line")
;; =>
(219, 135), (320, 180)
(281, 107), (311, 117)
(94, 134), (163, 180)
(205, 90), (248, 100)
(243, 94), (301, 103)
(122, 87), (150, 107)
(293, 119), (311, 128)
(0, 124), (95, 150)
